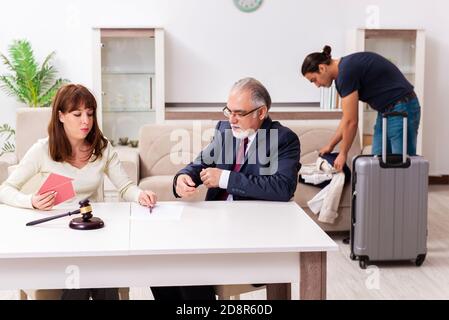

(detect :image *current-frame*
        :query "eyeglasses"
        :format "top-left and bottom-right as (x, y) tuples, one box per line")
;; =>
(222, 105), (265, 119)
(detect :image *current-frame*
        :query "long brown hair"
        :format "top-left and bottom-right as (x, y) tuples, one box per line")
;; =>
(48, 84), (107, 162)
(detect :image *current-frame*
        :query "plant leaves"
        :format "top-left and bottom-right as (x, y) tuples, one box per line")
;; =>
(0, 39), (69, 107)
(2, 141), (15, 152)
(0, 75), (27, 103)
(38, 78), (68, 107)
(0, 123), (15, 156)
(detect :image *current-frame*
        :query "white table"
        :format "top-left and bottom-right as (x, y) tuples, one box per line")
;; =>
(0, 201), (337, 299)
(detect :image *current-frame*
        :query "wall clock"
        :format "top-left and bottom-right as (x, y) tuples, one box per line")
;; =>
(233, 0), (263, 13)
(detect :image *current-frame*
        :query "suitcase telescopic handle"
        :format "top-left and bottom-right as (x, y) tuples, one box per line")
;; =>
(382, 111), (408, 165)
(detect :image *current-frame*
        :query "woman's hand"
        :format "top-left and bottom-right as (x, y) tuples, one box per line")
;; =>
(138, 190), (157, 208)
(32, 191), (56, 210)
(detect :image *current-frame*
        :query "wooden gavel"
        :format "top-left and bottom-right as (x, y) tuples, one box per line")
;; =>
(26, 198), (92, 226)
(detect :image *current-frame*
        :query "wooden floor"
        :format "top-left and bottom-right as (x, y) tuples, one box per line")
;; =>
(2, 185), (448, 300)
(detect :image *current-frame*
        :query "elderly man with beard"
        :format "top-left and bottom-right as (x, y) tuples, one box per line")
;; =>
(151, 77), (301, 300)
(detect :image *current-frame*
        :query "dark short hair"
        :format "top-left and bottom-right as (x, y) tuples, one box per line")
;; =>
(48, 84), (107, 162)
(301, 45), (332, 75)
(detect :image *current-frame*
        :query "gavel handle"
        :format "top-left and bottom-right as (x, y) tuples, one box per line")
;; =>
(26, 209), (81, 226)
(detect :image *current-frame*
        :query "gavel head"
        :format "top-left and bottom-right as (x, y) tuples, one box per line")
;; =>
(79, 198), (90, 207)
(78, 199), (93, 221)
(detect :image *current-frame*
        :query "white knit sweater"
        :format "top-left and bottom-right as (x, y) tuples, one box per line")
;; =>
(0, 138), (141, 209)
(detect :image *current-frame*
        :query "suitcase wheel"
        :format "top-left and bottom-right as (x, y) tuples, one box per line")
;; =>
(350, 252), (357, 261)
(415, 254), (426, 267)
(359, 257), (368, 269)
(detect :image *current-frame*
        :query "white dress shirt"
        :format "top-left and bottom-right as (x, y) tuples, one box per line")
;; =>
(218, 132), (257, 200)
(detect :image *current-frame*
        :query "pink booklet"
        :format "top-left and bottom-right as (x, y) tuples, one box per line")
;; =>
(38, 173), (75, 205)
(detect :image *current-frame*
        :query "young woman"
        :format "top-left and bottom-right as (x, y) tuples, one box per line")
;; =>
(0, 84), (157, 299)
(301, 46), (421, 170)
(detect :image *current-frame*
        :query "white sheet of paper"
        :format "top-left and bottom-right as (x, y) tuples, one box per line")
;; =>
(131, 203), (183, 221)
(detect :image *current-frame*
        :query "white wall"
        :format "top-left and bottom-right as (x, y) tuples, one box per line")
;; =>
(0, 0), (448, 174)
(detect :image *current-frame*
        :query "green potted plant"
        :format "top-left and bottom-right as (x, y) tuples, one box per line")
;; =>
(0, 39), (69, 107)
(0, 123), (15, 156)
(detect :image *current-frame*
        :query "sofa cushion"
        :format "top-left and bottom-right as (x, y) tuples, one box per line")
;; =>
(294, 182), (352, 208)
(115, 147), (139, 184)
(139, 175), (208, 202)
(16, 108), (51, 161)
(286, 123), (359, 230)
(138, 121), (216, 177)
(136, 121), (362, 232)
(302, 206), (352, 232)
(281, 122), (362, 169)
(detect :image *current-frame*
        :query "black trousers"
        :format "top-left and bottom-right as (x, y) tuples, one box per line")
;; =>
(151, 285), (216, 300)
(61, 288), (119, 300)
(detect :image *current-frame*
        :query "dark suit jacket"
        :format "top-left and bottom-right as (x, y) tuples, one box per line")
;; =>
(173, 117), (301, 201)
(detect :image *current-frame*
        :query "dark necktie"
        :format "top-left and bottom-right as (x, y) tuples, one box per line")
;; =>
(218, 137), (249, 200)
(232, 137), (249, 172)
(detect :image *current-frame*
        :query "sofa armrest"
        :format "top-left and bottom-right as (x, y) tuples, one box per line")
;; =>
(116, 147), (140, 184)
(0, 153), (18, 184)
(0, 161), (10, 185)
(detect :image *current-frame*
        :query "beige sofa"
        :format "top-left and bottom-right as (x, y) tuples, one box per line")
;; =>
(2, 110), (361, 232)
(291, 123), (360, 232)
(0, 108), (50, 184)
(128, 120), (361, 232)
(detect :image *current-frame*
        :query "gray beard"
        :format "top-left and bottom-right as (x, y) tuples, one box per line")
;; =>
(231, 128), (256, 139)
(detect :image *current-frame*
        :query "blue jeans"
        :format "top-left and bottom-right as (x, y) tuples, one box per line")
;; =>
(372, 98), (421, 156)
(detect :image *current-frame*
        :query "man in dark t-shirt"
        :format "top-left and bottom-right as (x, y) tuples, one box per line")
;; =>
(301, 46), (421, 171)
(336, 52), (413, 112)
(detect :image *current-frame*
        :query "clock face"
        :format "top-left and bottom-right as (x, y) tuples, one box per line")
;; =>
(233, 0), (263, 13)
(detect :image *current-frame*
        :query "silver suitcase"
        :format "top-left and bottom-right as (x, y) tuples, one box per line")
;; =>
(350, 111), (429, 269)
